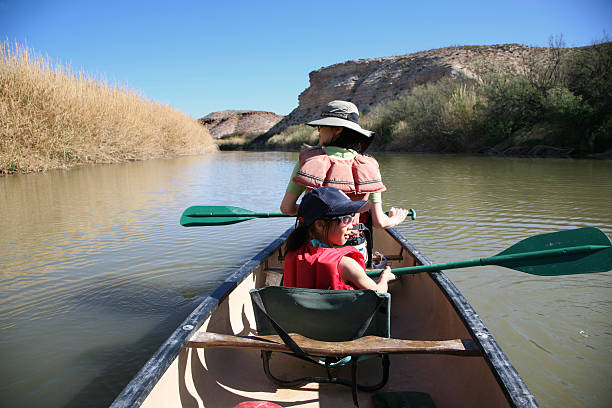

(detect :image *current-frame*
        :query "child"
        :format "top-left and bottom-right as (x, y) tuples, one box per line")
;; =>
(283, 187), (396, 293)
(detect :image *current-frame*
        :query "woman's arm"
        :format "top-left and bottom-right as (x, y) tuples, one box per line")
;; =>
(368, 202), (410, 229)
(280, 159), (305, 215)
(339, 256), (396, 293)
(280, 191), (300, 215)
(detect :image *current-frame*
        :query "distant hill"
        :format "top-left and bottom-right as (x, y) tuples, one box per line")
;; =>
(199, 110), (284, 139)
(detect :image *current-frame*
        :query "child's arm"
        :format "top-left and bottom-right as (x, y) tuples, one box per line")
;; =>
(339, 256), (396, 293)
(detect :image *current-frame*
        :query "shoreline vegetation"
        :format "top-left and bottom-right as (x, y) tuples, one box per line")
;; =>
(3, 39), (611, 175)
(221, 38), (612, 159)
(1, 40), (216, 174)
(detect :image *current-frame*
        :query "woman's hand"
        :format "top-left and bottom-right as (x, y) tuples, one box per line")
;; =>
(370, 203), (411, 229)
(387, 207), (410, 227)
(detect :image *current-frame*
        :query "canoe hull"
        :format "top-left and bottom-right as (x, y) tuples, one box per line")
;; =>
(111, 227), (538, 407)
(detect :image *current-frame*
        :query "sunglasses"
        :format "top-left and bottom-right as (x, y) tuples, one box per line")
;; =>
(327, 214), (355, 226)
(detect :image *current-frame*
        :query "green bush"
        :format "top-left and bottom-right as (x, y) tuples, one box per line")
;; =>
(564, 42), (612, 111)
(589, 114), (612, 153)
(266, 124), (318, 149)
(363, 77), (483, 152)
(563, 41), (612, 153)
(477, 75), (542, 145)
(543, 87), (593, 123)
(440, 83), (485, 151)
(359, 39), (612, 156)
(537, 87), (595, 150)
(363, 97), (415, 146)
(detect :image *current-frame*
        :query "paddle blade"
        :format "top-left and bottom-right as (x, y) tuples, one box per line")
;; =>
(180, 206), (257, 227)
(495, 227), (612, 276)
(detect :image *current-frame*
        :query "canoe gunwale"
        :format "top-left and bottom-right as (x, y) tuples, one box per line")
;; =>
(384, 228), (538, 407)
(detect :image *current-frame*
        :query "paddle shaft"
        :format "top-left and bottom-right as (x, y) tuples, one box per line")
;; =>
(188, 212), (288, 218)
(185, 209), (416, 219)
(367, 244), (610, 277)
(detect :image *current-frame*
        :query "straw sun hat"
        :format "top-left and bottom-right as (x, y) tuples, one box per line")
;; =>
(307, 100), (374, 138)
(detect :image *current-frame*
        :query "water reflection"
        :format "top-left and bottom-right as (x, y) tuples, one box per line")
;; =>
(0, 152), (611, 407)
(0, 153), (296, 407)
(379, 154), (612, 252)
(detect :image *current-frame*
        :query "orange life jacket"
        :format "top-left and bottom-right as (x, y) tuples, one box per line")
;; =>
(292, 148), (387, 201)
(283, 244), (364, 290)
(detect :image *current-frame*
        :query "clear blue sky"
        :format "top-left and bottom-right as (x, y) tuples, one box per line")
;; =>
(2, 0), (611, 118)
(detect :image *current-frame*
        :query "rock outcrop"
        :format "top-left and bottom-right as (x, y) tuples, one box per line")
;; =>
(199, 110), (284, 139)
(257, 44), (552, 141)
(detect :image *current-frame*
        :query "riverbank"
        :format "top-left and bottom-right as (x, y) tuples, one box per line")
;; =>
(0, 41), (216, 174)
(216, 123), (612, 159)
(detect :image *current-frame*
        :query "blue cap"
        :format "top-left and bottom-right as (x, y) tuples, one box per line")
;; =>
(297, 187), (368, 226)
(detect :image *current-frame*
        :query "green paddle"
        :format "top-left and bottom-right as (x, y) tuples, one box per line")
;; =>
(367, 227), (612, 277)
(180, 205), (417, 227)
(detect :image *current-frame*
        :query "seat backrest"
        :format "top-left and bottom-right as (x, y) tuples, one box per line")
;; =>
(250, 287), (390, 342)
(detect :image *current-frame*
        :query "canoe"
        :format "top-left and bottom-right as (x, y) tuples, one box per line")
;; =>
(110, 226), (539, 407)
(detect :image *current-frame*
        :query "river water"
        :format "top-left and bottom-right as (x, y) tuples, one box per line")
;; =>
(0, 151), (610, 407)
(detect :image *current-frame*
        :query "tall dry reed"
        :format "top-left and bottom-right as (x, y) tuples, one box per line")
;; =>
(0, 40), (216, 174)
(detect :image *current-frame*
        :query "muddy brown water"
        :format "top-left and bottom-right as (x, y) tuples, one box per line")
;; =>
(1, 151), (610, 407)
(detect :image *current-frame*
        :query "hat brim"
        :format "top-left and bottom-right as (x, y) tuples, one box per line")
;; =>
(327, 199), (369, 218)
(307, 117), (374, 138)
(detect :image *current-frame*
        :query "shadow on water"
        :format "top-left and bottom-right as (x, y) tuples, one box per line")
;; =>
(59, 275), (227, 408)
(63, 298), (201, 408)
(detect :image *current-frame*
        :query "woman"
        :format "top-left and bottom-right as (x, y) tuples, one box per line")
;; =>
(283, 187), (396, 293)
(280, 100), (410, 261)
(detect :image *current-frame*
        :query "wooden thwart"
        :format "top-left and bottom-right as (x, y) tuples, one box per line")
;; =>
(188, 332), (481, 357)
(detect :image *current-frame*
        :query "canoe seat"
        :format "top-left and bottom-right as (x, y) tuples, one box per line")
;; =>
(249, 286), (391, 406)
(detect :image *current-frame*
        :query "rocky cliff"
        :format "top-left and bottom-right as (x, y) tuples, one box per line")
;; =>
(258, 43), (552, 141)
(199, 110), (284, 139)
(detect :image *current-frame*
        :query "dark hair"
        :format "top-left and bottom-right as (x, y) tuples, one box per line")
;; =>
(331, 127), (373, 154)
(285, 219), (332, 253)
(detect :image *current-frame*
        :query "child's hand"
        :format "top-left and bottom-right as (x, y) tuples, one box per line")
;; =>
(380, 266), (396, 282)
(348, 229), (361, 238)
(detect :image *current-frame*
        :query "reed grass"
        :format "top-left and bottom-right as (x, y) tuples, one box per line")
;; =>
(215, 134), (249, 150)
(1, 40), (216, 174)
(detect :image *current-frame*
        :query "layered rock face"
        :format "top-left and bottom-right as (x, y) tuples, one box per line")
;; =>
(261, 44), (549, 138)
(199, 110), (284, 139)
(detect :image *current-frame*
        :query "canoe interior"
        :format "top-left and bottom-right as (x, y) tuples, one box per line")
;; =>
(117, 227), (536, 408)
